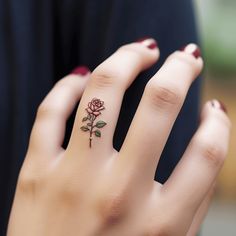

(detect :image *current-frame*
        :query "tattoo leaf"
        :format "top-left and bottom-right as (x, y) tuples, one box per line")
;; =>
(95, 121), (107, 128)
(94, 130), (101, 137)
(87, 123), (92, 126)
(80, 126), (89, 132)
(82, 117), (88, 122)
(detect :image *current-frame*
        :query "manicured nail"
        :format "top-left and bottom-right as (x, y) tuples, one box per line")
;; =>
(219, 101), (228, 113)
(136, 37), (158, 50)
(211, 99), (228, 114)
(71, 66), (90, 76)
(180, 43), (201, 59)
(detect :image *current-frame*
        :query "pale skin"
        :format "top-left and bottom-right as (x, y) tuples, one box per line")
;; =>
(7, 39), (231, 236)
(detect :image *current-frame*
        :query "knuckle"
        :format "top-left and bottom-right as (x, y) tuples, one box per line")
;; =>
(36, 81), (70, 118)
(91, 68), (119, 89)
(48, 164), (82, 206)
(36, 101), (51, 116)
(198, 139), (226, 166)
(145, 81), (183, 109)
(18, 169), (41, 195)
(36, 100), (62, 119)
(54, 181), (82, 206)
(36, 103), (54, 119)
(203, 144), (225, 166)
(97, 193), (127, 226)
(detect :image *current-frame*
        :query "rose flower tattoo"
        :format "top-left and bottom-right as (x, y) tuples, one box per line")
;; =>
(80, 98), (107, 148)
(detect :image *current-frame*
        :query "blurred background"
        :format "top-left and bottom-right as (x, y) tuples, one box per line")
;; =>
(194, 0), (236, 235)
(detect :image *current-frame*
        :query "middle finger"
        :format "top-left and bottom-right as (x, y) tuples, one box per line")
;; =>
(120, 44), (203, 183)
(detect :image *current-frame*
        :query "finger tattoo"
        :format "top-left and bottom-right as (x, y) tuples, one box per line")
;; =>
(80, 98), (107, 148)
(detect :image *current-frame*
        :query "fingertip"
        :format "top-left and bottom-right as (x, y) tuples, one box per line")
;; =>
(201, 100), (231, 128)
(116, 38), (160, 72)
(164, 46), (204, 81)
(210, 99), (228, 114)
(133, 37), (160, 60)
(180, 43), (201, 59)
(178, 43), (204, 72)
(136, 37), (158, 50)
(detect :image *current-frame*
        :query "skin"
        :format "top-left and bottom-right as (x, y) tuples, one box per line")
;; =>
(7, 39), (231, 236)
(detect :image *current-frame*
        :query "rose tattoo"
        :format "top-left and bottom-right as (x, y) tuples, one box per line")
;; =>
(80, 98), (107, 148)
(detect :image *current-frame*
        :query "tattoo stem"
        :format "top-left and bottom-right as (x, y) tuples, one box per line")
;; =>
(80, 98), (106, 148)
(89, 116), (95, 148)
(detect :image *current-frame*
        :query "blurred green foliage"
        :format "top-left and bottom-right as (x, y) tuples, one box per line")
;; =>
(195, 0), (236, 77)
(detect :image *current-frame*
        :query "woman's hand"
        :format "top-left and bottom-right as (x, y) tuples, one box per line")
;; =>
(7, 39), (231, 236)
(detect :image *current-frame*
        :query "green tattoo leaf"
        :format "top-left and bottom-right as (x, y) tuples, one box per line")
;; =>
(80, 126), (89, 132)
(95, 121), (107, 128)
(82, 117), (88, 122)
(94, 130), (101, 137)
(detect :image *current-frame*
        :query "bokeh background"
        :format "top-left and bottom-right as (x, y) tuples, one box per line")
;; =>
(194, 0), (236, 235)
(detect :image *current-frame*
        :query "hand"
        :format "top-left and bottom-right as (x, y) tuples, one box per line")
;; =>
(7, 39), (231, 236)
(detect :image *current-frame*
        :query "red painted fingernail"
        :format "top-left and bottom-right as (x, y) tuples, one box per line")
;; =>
(136, 37), (158, 50)
(180, 44), (201, 59)
(219, 101), (228, 113)
(211, 100), (228, 114)
(147, 41), (158, 49)
(71, 66), (90, 76)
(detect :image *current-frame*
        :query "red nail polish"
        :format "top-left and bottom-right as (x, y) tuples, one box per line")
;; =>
(147, 41), (158, 49)
(192, 47), (201, 59)
(219, 101), (228, 114)
(211, 100), (228, 114)
(136, 37), (158, 50)
(71, 66), (90, 76)
(180, 44), (201, 59)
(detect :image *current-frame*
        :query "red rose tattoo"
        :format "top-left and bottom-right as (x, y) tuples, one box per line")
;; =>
(80, 98), (107, 148)
(86, 98), (105, 117)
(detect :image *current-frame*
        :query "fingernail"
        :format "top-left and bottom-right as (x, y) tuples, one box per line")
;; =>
(219, 101), (228, 113)
(180, 43), (201, 59)
(71, 66), (90, 76)
(136, 37), (158, 50)
(211, 99), (228, 114)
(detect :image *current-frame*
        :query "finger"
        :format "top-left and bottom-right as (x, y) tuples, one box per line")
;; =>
(68, 39), (160, 155)
(120, 44), (203, 182)
(29, 67), (90, 157)
(164, 100), (231, 211)
(186, 183), (215, 236)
